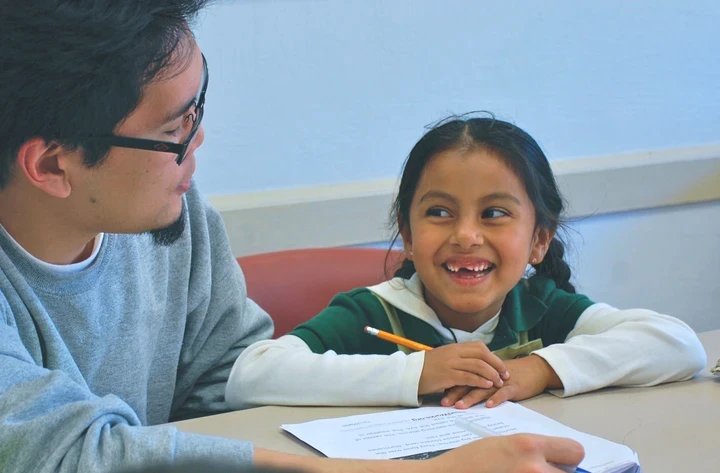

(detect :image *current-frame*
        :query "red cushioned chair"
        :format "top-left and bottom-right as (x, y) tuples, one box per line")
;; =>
(237, 247), (403, 338)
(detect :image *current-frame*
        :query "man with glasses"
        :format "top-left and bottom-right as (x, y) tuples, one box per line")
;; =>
(0, 1), (584, 473)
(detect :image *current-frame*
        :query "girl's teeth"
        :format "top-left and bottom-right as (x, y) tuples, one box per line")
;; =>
(446, 263), (491, 272)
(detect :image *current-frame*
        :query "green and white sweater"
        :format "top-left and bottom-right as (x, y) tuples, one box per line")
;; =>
(226, 273), (706, 408)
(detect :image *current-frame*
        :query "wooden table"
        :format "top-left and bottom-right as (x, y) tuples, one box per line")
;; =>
(175, 330), (720, 472)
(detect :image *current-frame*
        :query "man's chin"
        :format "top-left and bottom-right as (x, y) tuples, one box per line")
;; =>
(147, 208), (187, 246)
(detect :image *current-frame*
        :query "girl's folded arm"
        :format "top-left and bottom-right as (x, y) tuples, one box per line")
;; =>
(225, 334), (425, 408)
(533, 303), (707, 397)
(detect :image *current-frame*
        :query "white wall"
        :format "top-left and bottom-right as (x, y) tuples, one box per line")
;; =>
(194, 0), (720, 195)
(192, 1), (720, 331)
(568, 202), (720, 332)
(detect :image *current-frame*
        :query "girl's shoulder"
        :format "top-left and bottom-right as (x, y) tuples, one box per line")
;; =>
(291, 286), (402, 355)
(506, 276), (596, 331)
(327, 286), (387, 307)
(522, 275), (594, 308)
(507, 277), (596, 344)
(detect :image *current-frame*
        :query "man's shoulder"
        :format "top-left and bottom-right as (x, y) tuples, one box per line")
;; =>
(183, 182), (226, 238)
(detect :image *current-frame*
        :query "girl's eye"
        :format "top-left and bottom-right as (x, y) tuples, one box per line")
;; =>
(427, 207), (451, 218)
(482, 208), (509, 219)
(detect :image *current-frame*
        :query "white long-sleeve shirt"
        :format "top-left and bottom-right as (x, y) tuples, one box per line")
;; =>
(226, 275), (706, 409)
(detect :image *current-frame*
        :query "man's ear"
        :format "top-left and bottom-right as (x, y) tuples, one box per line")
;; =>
(529, 227), (554, 264)
(15, 138), (75, 198)
(398, 217), (413, 260)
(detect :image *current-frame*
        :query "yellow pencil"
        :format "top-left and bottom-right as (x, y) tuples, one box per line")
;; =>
(364, 326), (433, 352)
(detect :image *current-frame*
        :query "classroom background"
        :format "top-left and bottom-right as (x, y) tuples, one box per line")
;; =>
(192, 0), (720, 333)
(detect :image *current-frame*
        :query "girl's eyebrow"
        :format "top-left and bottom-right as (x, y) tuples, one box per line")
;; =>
(481, 192), (522, 205)
(419, 190), (458, 205)
(419, 190), (522, 206)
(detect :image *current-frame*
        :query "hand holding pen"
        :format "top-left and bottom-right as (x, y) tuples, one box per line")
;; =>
(364, 326), (509, 396)
(364, 326), (561, 409)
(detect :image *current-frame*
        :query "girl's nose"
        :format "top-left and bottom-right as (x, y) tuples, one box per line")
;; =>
(452, 219), (484, 249)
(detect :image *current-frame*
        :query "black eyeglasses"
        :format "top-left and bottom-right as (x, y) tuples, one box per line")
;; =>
(83, 54), (208, 165)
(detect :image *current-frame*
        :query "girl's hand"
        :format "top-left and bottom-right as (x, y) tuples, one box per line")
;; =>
(418, 342), (510, 396)
(440, 354), (563, 409)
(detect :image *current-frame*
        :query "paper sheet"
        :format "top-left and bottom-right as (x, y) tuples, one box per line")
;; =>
(281, 402), (639, 472)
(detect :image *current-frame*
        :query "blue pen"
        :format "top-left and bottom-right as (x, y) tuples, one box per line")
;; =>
(455, 418), (592, 473)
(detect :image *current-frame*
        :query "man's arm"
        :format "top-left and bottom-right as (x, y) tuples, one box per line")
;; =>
(0, 318), (254, 473)
(255, 434), (585, 473)
(0, 304), (582, 473)
(170, 196), (274, 421)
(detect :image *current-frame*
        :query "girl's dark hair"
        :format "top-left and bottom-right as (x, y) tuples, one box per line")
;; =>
(386, 113), (575, 293)
(0, 0), (214, 189)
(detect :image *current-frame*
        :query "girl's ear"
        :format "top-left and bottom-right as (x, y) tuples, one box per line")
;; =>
(398, 217), (413, 260)
(529, 227), (554, 264)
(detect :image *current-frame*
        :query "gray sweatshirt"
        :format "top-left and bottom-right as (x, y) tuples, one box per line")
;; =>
(0, 184), (274, 472)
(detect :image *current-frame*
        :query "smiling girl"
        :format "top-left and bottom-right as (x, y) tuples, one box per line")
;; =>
(226, 115), (706, 410)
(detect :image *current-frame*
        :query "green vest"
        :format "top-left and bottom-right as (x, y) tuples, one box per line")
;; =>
(292, 276), (594, 359)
